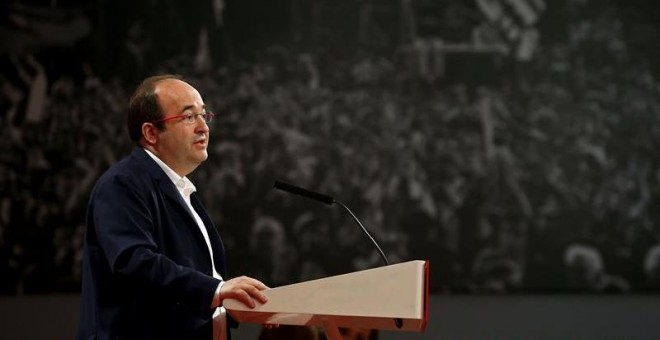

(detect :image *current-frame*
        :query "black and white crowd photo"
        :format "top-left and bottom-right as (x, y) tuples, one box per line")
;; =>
(2, 0), (660, 339)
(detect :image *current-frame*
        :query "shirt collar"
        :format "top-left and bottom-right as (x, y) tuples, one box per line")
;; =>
(144, 148), (197, 196)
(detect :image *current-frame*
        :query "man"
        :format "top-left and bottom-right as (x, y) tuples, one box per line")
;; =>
(77, 74), (268, 340)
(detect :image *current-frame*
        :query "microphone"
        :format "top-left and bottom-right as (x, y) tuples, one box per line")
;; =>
(274, 180), (389, 266)
(273, 180), (403, 329)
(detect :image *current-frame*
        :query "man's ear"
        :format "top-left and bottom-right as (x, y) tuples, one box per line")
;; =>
(142, 122), (159, 146)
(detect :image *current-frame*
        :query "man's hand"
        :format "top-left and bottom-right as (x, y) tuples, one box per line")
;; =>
(220, 276), (269, 308)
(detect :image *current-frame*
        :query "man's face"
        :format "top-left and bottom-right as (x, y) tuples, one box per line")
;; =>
(152, 79), (210, 176)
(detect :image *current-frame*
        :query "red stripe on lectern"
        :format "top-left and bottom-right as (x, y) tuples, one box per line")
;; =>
(421, 260), (430, 332)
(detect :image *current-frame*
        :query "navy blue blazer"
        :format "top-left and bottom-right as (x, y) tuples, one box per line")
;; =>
(77, 147), (226, 340)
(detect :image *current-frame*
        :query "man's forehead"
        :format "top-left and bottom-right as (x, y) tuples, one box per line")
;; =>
(155, 80), (202, 105)
(154, 78), (190, 93)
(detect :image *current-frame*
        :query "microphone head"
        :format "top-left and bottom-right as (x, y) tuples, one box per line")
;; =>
(273, 180), (335, 205)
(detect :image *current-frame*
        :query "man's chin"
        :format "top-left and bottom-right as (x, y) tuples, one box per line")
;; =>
(198, 151), (209, 162)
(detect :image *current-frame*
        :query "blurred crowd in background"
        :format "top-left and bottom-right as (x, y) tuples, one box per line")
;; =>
(2, 0), (660, 295)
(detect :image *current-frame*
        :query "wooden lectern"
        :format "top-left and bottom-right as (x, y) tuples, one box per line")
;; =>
(223, 260), (429, 339)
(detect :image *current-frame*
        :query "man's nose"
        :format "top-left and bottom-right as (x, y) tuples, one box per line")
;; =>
(195, 116), (210, 132)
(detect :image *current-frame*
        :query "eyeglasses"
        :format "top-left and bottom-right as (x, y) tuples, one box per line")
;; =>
(150, 111), (214, 125)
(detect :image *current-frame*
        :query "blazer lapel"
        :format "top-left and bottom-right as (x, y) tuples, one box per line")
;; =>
(133, 147), (224, 275)
(134, 148), (211, 252)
